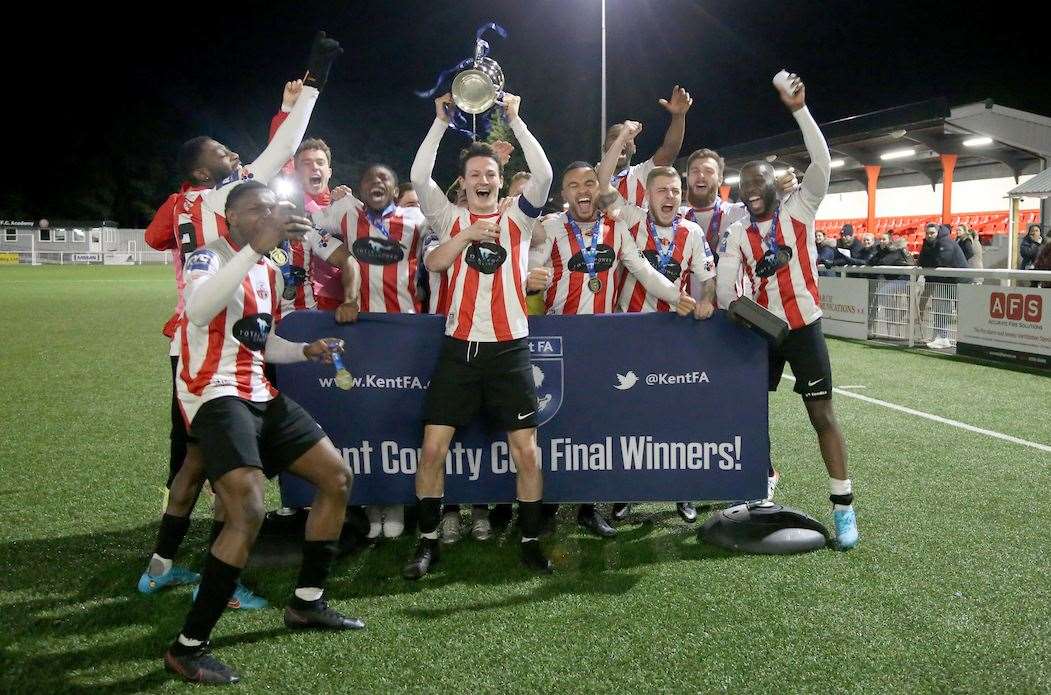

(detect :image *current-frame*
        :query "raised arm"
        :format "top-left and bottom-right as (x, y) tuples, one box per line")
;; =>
(596, 121), (642, 209)
(502, 94), (552, 214)
(779, 75), (830, 217)
(410, 94), (458, 229)
(651, 86), (692, 166)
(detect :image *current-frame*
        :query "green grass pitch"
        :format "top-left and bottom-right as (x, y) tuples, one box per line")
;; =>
(0, 265), (1048, 693)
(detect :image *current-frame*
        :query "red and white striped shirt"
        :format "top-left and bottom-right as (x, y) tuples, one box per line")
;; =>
(177, 238), (282, 425)
(422, 228), (451, 315)
(274, 230), (343, 319)
(537, 213), (679, 315)
(615, 204), (715, 313)
(410, 115), (552, 341)
(679, 200), (748, 260)
(610, 158), (656, 209)
(433, 203), (536, 341)
(715, 106), (831, 331)
(315, 198), (427, 313)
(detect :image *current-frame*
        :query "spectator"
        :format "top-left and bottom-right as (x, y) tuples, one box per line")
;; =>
(955, 224), (983, 270)
(856, 232), (878, 263)
(1034, 238), (1051, 288)
(838, 223), (864, 258)
(1020, 223), (1043, 270)
(917, 223), (968, 349)
(867, 232), (912, 279)
(816, 231), (840, 275)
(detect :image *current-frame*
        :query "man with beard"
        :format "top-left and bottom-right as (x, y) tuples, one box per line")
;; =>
(404, 92), (553, 578)
(714, 73), (859, 550)
(596, 122), (716, 524)
(681, 149), (798, 266)
(605, 86), (692, 208)
(530, 161), (698, 537)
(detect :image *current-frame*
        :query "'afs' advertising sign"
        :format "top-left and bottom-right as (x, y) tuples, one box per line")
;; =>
(957, 286), (1050, 369)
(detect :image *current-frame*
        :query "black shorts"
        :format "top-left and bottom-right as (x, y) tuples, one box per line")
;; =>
(168, 355), (190, 487)
(768, 319), (833, 401)
(423, 337), (539, 431)
(189, 394), (326, 484)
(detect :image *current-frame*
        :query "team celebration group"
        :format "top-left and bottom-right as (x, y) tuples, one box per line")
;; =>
(137, 32), (859, 684)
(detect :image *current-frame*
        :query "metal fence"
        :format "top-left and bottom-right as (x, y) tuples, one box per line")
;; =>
(3, 250), (173, 265)
(833, 266), (1051, 349)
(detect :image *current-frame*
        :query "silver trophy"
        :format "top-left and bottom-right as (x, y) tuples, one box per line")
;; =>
(450, 40), (505, 115)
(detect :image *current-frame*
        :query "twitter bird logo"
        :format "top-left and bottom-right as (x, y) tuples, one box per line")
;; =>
(614, 371), (638, 390)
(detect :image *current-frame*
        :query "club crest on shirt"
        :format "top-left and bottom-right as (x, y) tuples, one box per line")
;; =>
(255, 281), (270, 300)
(352, 237), (404, 265)
(642, 251), (683, 282)
(529, 336), (564, 427)
(232, 313), (273, 351)
(567, 245), (616, 274)
(465, 242), (507, 274)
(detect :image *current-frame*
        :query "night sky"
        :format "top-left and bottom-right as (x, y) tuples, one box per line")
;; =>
(8, 1), (1045, 226)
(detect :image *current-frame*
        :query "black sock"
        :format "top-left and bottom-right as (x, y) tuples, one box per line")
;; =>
(830, 493), (854, 507)
(444, 503), (461, 514)
(153, 513), (192, 561)
(577, 504), (594, 518)
(417, 497), (442, 535)
(518, 500), (543, 539)
(293, 540), (338, 605)
(209, 521), (225, 546)
(177, 553), (241, 647)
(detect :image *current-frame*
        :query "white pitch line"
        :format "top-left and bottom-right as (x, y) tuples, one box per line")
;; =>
(781, 375), (1051, 454)
(837, 385), (867, 390)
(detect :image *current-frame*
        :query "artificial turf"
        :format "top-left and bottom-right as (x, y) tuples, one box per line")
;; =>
(0, 265), (1048, 694)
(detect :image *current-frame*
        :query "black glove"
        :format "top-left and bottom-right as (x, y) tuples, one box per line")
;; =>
(304, 31), (343, 91)
(755, 247), (793, 278)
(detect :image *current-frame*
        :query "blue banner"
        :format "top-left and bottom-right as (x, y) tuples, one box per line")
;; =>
(276, 312), (769, 505)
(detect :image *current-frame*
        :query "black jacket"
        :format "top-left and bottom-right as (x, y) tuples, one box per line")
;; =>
(918, 225), (968, 283)
(1020, 234), (1042, 269)
(867, 239), (912, 281)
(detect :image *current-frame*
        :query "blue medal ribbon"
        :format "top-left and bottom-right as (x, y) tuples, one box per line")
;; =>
(365, 202), (397, 239)
(749, 201), (782, 257)
(566, 214), (603, 288)
(646, 215), (680, 274)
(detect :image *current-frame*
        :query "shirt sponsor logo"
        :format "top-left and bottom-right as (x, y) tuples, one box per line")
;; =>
(352, 237), (404, 265)
(465, 242), (507, 274)
(232, 313), (273, 351)
(567, 245), (615, 274)
(641, 251), (682, 282)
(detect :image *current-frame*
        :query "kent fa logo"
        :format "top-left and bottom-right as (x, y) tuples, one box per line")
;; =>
(466, 242), (507, 274)
(989, 292), (1042, 322)
(529, 336), (564, 427)
(352, 237), (404, 265)
(232, 313), (273, 351)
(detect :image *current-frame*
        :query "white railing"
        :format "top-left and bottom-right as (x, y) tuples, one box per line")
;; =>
(2, 250), (174, 266)
(833, 266), (1051, 348)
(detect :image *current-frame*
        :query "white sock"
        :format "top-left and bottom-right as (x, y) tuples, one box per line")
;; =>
(521, 536), (537, 543)
(421, 531), (439, 540)
(149, 553), (173, 577)
(829, 478), (853, 497)
(294, 587), (323, 602)
(833, 503), (853, 512)
(177, 634), (203, 648)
